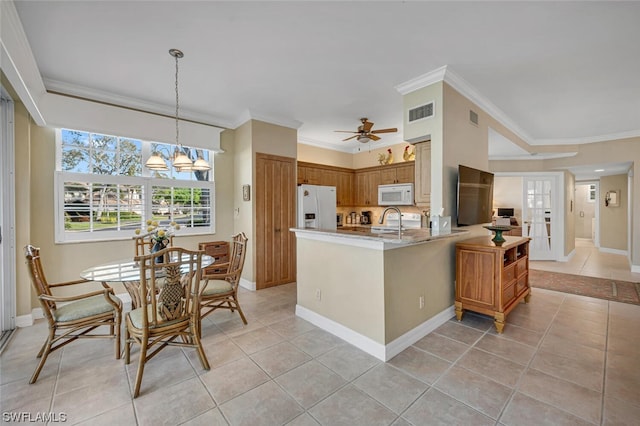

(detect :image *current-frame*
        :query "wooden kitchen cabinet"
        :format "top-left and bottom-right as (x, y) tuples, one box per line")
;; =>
(455, 236), (531, 333)
(414, 141), (431, 206)
(297, 164), (323, 185)
(336, 171), (354, 206)
(380, 162), (415, 185)
(354, 169), (381, 206)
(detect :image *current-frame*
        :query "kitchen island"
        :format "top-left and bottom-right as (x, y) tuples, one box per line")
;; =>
(291, 226), (470, 361)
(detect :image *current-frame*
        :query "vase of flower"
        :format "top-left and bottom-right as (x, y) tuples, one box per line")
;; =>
(151, 240), (167, 263)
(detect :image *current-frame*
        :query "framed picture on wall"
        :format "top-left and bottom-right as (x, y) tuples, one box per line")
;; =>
(605, 190), (619, 207)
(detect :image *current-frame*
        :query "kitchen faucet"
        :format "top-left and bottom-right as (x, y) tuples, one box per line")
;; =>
(379, 206), (402, 237)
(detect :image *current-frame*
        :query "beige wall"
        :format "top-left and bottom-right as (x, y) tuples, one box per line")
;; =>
(14, 100), (32, 316)
(443, 83), (490, 220)
(297, 144), (353, 168)
(494, 176), (523, 221)
(600, 174), (628, 251)
(232, 122), (254, 283)
(403, 82), (444, 213)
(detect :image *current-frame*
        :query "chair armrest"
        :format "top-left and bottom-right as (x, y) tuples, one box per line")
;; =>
(203, 271), (237, 281)
(40, 288), (114, 303)
(48, 278), (94, 288)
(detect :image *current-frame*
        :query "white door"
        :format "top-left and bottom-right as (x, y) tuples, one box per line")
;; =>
(523, 176), (557, 260)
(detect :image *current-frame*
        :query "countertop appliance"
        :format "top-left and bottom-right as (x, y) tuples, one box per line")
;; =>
(361, 211), (372, 224)
(298, 185), (337, 230)
(378, 183), (414, 206)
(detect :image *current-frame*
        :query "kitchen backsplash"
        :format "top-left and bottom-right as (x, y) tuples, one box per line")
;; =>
(337, 206), (427, 226)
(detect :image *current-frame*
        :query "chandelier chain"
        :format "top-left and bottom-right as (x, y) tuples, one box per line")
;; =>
(174, 51), (180, 148)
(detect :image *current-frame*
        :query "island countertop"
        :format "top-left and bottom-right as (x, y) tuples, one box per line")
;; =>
(290, 226), (469, 250)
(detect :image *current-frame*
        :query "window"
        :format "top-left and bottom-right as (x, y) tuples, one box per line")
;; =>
(56, 129), (215, 242)
(587, 184), (596, 203)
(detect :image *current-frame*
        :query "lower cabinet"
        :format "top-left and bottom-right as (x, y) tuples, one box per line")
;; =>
(455, 236), (531, 333)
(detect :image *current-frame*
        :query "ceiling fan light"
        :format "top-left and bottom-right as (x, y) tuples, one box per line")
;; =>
(145, 153), (169, 170)
(358, 135), (371, 143)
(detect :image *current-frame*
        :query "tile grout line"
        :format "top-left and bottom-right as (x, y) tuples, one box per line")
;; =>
(599, 301), (611, 426)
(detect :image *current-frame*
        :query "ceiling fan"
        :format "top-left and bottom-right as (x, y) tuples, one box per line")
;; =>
(334, 118), (397, 143)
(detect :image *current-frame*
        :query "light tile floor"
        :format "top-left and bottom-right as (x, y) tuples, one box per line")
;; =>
(2, 243), (639, 425)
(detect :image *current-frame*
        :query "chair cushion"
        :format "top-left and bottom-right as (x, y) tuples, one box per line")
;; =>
(201, 279), (233, 296)
(54, 294), (119, 322)
(127, 305), (185, 330)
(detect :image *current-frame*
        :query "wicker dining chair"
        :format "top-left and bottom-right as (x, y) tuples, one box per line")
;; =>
(127, 234), (175, 309)
(24, 245), (122, 384)
(199, 233), (249, 334)
(124, 246), (210, 397)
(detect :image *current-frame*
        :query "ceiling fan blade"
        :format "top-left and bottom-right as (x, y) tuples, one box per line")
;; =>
(369, 134), (381, 141)
(362, 121), (374, 132)
(342, 135), (359, 141)
(371, 127), (397, 134)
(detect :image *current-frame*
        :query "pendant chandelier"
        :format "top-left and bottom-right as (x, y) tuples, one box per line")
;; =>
(145, 49), (211, 172)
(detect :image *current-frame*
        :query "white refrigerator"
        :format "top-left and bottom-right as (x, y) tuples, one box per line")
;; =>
(297, 185), (337, 230)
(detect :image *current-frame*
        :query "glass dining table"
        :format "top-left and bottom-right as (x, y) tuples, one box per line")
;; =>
(80, 254), (215, 308)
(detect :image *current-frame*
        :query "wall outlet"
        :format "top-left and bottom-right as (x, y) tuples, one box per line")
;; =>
(419, 295), (425, 309)
(315, 288), (322, 301)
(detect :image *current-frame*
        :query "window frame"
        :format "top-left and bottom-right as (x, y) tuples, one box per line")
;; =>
(54, 128), (215, 243)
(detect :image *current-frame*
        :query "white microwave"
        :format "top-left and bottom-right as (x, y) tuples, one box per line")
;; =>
(378, 183), (414, 206)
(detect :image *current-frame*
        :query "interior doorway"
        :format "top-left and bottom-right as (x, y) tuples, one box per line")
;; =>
(574, 181), (599, 246)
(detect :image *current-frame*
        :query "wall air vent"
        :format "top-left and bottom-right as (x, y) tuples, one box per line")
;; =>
(408, 102), (434, 122)
(469, 110), (479, 126)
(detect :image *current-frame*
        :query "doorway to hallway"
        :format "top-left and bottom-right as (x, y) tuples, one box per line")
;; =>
(574, 181), (599, 246)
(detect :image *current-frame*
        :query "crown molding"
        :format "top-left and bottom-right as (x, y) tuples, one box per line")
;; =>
(231, 109), (303, 130)
(298, 137), (354, 154)
(43, 78), (233, 129)
(442, 68), (535, 145)
(395, 66), (448, 95)
(535, 129), (640, 145)
(489, 152), (577, 161)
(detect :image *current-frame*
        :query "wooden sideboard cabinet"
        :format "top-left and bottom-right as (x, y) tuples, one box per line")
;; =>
(198, 241), (229, 275)
(455, 236), (531, 333)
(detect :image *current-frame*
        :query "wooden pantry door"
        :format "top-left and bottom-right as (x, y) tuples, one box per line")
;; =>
(255, 153), (296, 289)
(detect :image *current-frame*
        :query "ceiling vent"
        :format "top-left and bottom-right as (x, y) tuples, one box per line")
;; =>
(469, 110), (479, 126)
(408, 102), (434, 122)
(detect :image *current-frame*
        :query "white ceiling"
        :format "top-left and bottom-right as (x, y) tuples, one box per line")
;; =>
(12, 1), (640, 175)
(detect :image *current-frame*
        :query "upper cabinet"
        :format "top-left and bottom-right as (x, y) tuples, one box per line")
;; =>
(379, 162), (415, 185)
(297, 164), (323, 185)
(414, 141), (431, 207)
(297, 160), (415, 207)
(297, 162), (354, 206)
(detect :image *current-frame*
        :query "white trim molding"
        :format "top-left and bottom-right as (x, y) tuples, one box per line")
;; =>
(599, 247), (628, 256)
(239, 278), (256, 291)
(296, 304), (454, 361)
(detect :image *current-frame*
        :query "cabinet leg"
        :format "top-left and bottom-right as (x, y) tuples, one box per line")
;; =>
(524, 292), (531, 304)
(494, 312), (505, 334)
(454, 301), (464, 321)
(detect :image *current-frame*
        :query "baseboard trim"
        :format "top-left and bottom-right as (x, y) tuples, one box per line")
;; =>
(631, 264), (640, 273)
(558, 248), (576, 262)
(239, 278), (256, 291)
(295, 304), (455, 361)
(15, 313), (33, 328)
(599, 247), (627, 256)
